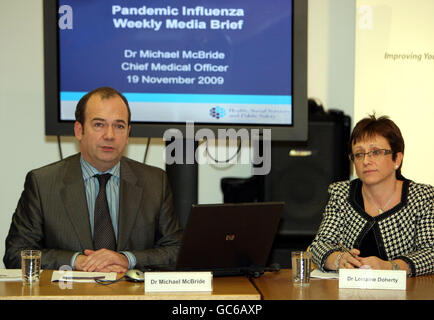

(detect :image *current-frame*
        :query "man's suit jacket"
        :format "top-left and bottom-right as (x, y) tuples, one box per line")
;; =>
(3, 153), (183, 270)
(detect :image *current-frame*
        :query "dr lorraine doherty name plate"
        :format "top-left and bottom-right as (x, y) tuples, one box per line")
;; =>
(144, 271), (213, 292)
(339, 269), (407, 290)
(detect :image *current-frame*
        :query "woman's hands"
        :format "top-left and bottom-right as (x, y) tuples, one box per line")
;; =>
(326, 249), (410, 274)
(338, 248), (362, 269)
(325, 249), (362, 271)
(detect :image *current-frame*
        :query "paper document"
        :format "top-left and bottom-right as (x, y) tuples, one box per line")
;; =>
(51, 270), (117, 283)
(0, 269), (44, 281)
(310, 269), (339, 279)
(0, 269), (24, 281)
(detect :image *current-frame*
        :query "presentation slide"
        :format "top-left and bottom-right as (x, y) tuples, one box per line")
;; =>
(58, 0), (293, 125)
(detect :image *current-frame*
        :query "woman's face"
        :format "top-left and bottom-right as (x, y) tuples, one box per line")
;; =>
(351, 134), (403, 186)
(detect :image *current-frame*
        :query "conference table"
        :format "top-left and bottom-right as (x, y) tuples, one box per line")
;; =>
(252, 269), (434, 300)
(0, 270), (260, 300)
(0, 269), (432, 300)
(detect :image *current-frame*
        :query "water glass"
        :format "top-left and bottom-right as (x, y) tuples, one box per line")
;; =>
(291, 251), (312, 286)
(21, 250), (41, 285)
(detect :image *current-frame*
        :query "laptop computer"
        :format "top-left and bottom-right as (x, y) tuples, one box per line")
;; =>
(175, 202), (283, 276)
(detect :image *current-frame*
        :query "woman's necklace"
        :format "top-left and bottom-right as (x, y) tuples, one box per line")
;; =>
(363, 182), (397, 214)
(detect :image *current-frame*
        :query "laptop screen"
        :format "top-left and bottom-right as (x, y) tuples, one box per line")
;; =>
(176, 202), (283, 274)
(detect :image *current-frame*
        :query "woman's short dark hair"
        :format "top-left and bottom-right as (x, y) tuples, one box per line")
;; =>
(75, 87), (131, 126)
(349, 114), (405, 178)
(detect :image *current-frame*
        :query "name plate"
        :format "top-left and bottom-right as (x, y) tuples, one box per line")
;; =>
(339, 269), (406, 290)
(144, 271), (213, 292)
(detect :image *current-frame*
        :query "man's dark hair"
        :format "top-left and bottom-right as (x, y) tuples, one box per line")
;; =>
(75, 87), (131, 126)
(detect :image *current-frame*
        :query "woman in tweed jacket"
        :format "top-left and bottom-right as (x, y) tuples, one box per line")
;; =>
(310, 115), (433, 277)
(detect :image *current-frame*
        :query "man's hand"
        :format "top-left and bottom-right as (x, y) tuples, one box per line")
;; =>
(74, 249), (128, 273)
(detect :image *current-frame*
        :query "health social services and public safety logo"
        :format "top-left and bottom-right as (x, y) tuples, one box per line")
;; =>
(209, 106), (226, 119)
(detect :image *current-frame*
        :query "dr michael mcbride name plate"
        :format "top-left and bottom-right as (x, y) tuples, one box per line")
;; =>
(145, 271), (213, 292)
(339, 269), (407, 290)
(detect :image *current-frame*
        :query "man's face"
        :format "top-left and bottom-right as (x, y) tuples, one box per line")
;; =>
(74, 94), (131, 172)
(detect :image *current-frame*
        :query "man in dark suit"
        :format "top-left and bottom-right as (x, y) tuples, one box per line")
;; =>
(3, 87), (182, 272)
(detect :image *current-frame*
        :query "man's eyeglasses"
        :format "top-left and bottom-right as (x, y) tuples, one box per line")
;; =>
(349, 149), (394, 162)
